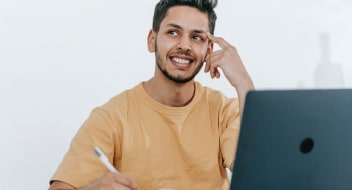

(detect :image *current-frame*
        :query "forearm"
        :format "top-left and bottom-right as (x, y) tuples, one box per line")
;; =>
(49, 172), (139, 190)
(235, 78), (255, 118)
(48, 181), (94, 190)
(48, 181), (76, 190)
(49, 181), (103, 190)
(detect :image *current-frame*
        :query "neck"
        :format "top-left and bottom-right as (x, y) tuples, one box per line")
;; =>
(143, 77), (195, 107)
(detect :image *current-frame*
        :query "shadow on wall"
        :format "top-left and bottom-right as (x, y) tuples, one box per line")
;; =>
(314, 33), (345, 89)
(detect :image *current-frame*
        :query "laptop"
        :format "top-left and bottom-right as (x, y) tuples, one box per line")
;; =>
(230, 89), (352, 190)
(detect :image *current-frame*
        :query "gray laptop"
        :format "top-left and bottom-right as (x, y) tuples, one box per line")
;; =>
(230, 89), (352, 190)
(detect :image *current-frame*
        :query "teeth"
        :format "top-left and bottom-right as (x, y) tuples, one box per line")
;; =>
(172, 57), (190, 64)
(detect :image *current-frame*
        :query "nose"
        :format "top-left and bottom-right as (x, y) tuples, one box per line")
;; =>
(177, 36), (192, 51)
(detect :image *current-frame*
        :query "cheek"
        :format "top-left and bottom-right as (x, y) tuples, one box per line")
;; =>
(156, 40), (175, 56)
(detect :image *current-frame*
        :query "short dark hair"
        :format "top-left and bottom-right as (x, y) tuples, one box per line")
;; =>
(152, 0), (218, 34)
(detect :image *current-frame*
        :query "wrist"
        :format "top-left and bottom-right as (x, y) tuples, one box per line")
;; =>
(235, 80), (255, 98)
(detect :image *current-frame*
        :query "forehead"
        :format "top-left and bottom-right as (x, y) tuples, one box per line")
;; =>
(160, 6), (210, 32)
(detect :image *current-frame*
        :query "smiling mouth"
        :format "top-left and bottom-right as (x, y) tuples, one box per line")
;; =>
(172, 57), (191, 64)
(170, 54), (195, 66)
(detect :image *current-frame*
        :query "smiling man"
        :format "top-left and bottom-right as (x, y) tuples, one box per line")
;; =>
(49, 0), (254, 190)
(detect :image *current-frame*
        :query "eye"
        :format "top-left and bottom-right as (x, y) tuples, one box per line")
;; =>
(168, 30), (178, 36)
(192, 35), (204, 41)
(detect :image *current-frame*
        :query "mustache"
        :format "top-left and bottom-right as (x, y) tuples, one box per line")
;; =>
(172, 50), (192, 57)
(169, 50), (208, 63)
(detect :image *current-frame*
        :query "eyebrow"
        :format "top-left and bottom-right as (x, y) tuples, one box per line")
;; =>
(166, 23), (207, 34)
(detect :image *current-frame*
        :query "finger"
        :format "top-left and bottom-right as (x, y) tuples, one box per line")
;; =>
(205, 52), (222, 78)
(204, 53), (215, 76)
(113, 183), (132, 190)
(208, 60), (220, 79)
(207, 32), (231, 49)
(113, 173), (139, 190)
(209, 66), (220, 79)
(209, 50), (223, 63)
(213, 67), (221, 79)
(204, 57), (211, 73)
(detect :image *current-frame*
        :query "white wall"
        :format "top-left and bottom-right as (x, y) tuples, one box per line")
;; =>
(1, 0), (351, 189)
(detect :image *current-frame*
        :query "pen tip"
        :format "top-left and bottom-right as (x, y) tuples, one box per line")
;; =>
(93, 147), (101, 157)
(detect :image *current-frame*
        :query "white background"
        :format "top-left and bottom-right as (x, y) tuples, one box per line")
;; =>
(1, 0), (351, 189)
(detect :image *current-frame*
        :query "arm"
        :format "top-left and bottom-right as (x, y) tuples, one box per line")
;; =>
(49, 181), (75, 190)
(49, 172), (139, 190)
(49, 107), (139, 190)
(205, 33), (255, 117)
(205, 33), (254, 173)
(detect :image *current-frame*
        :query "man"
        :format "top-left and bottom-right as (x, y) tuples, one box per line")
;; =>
(49, 0), (254, 189)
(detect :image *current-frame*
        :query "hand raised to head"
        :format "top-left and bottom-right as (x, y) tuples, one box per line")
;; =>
(205, 32), (252, 90)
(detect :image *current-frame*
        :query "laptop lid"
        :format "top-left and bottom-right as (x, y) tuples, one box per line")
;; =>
(230, 89), (352, 190)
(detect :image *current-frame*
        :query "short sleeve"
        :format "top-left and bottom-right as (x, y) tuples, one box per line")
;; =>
(50, 107), (120, 188)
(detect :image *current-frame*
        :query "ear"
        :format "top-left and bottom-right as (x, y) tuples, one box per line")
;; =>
(147, 30), (156, 52)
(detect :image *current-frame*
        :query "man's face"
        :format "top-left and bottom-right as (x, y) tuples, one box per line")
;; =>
(148, 6), (213, 83)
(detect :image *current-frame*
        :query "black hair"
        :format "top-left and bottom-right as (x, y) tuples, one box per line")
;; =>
(152, 0), (218, 34)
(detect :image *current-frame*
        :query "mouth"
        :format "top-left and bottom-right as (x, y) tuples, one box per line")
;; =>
(169, 55), (195, 69)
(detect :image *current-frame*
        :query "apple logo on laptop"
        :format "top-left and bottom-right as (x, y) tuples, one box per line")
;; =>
(300, 137), (314, 154)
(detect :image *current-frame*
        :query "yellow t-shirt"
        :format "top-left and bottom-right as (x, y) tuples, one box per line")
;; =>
(51, 82), (240, 190)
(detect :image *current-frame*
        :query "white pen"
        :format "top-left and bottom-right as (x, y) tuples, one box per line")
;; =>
(93, 146), (119, 173)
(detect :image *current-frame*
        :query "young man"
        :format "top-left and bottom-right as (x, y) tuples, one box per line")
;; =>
(49, 0), (254, 189)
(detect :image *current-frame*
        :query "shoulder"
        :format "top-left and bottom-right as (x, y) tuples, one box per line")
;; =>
(91, 83), (142, 117)
(195, 82), (238, 107)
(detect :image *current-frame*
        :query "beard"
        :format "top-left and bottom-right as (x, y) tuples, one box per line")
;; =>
(154, 43), (204, 84)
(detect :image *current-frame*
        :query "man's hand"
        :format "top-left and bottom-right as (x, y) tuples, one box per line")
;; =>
(49, 172), (139, 190)
(204, 33), (254, 115)
(205, 33), (253, 89)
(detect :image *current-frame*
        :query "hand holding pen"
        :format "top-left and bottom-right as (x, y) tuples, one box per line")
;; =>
(89, 146), (139, 190)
